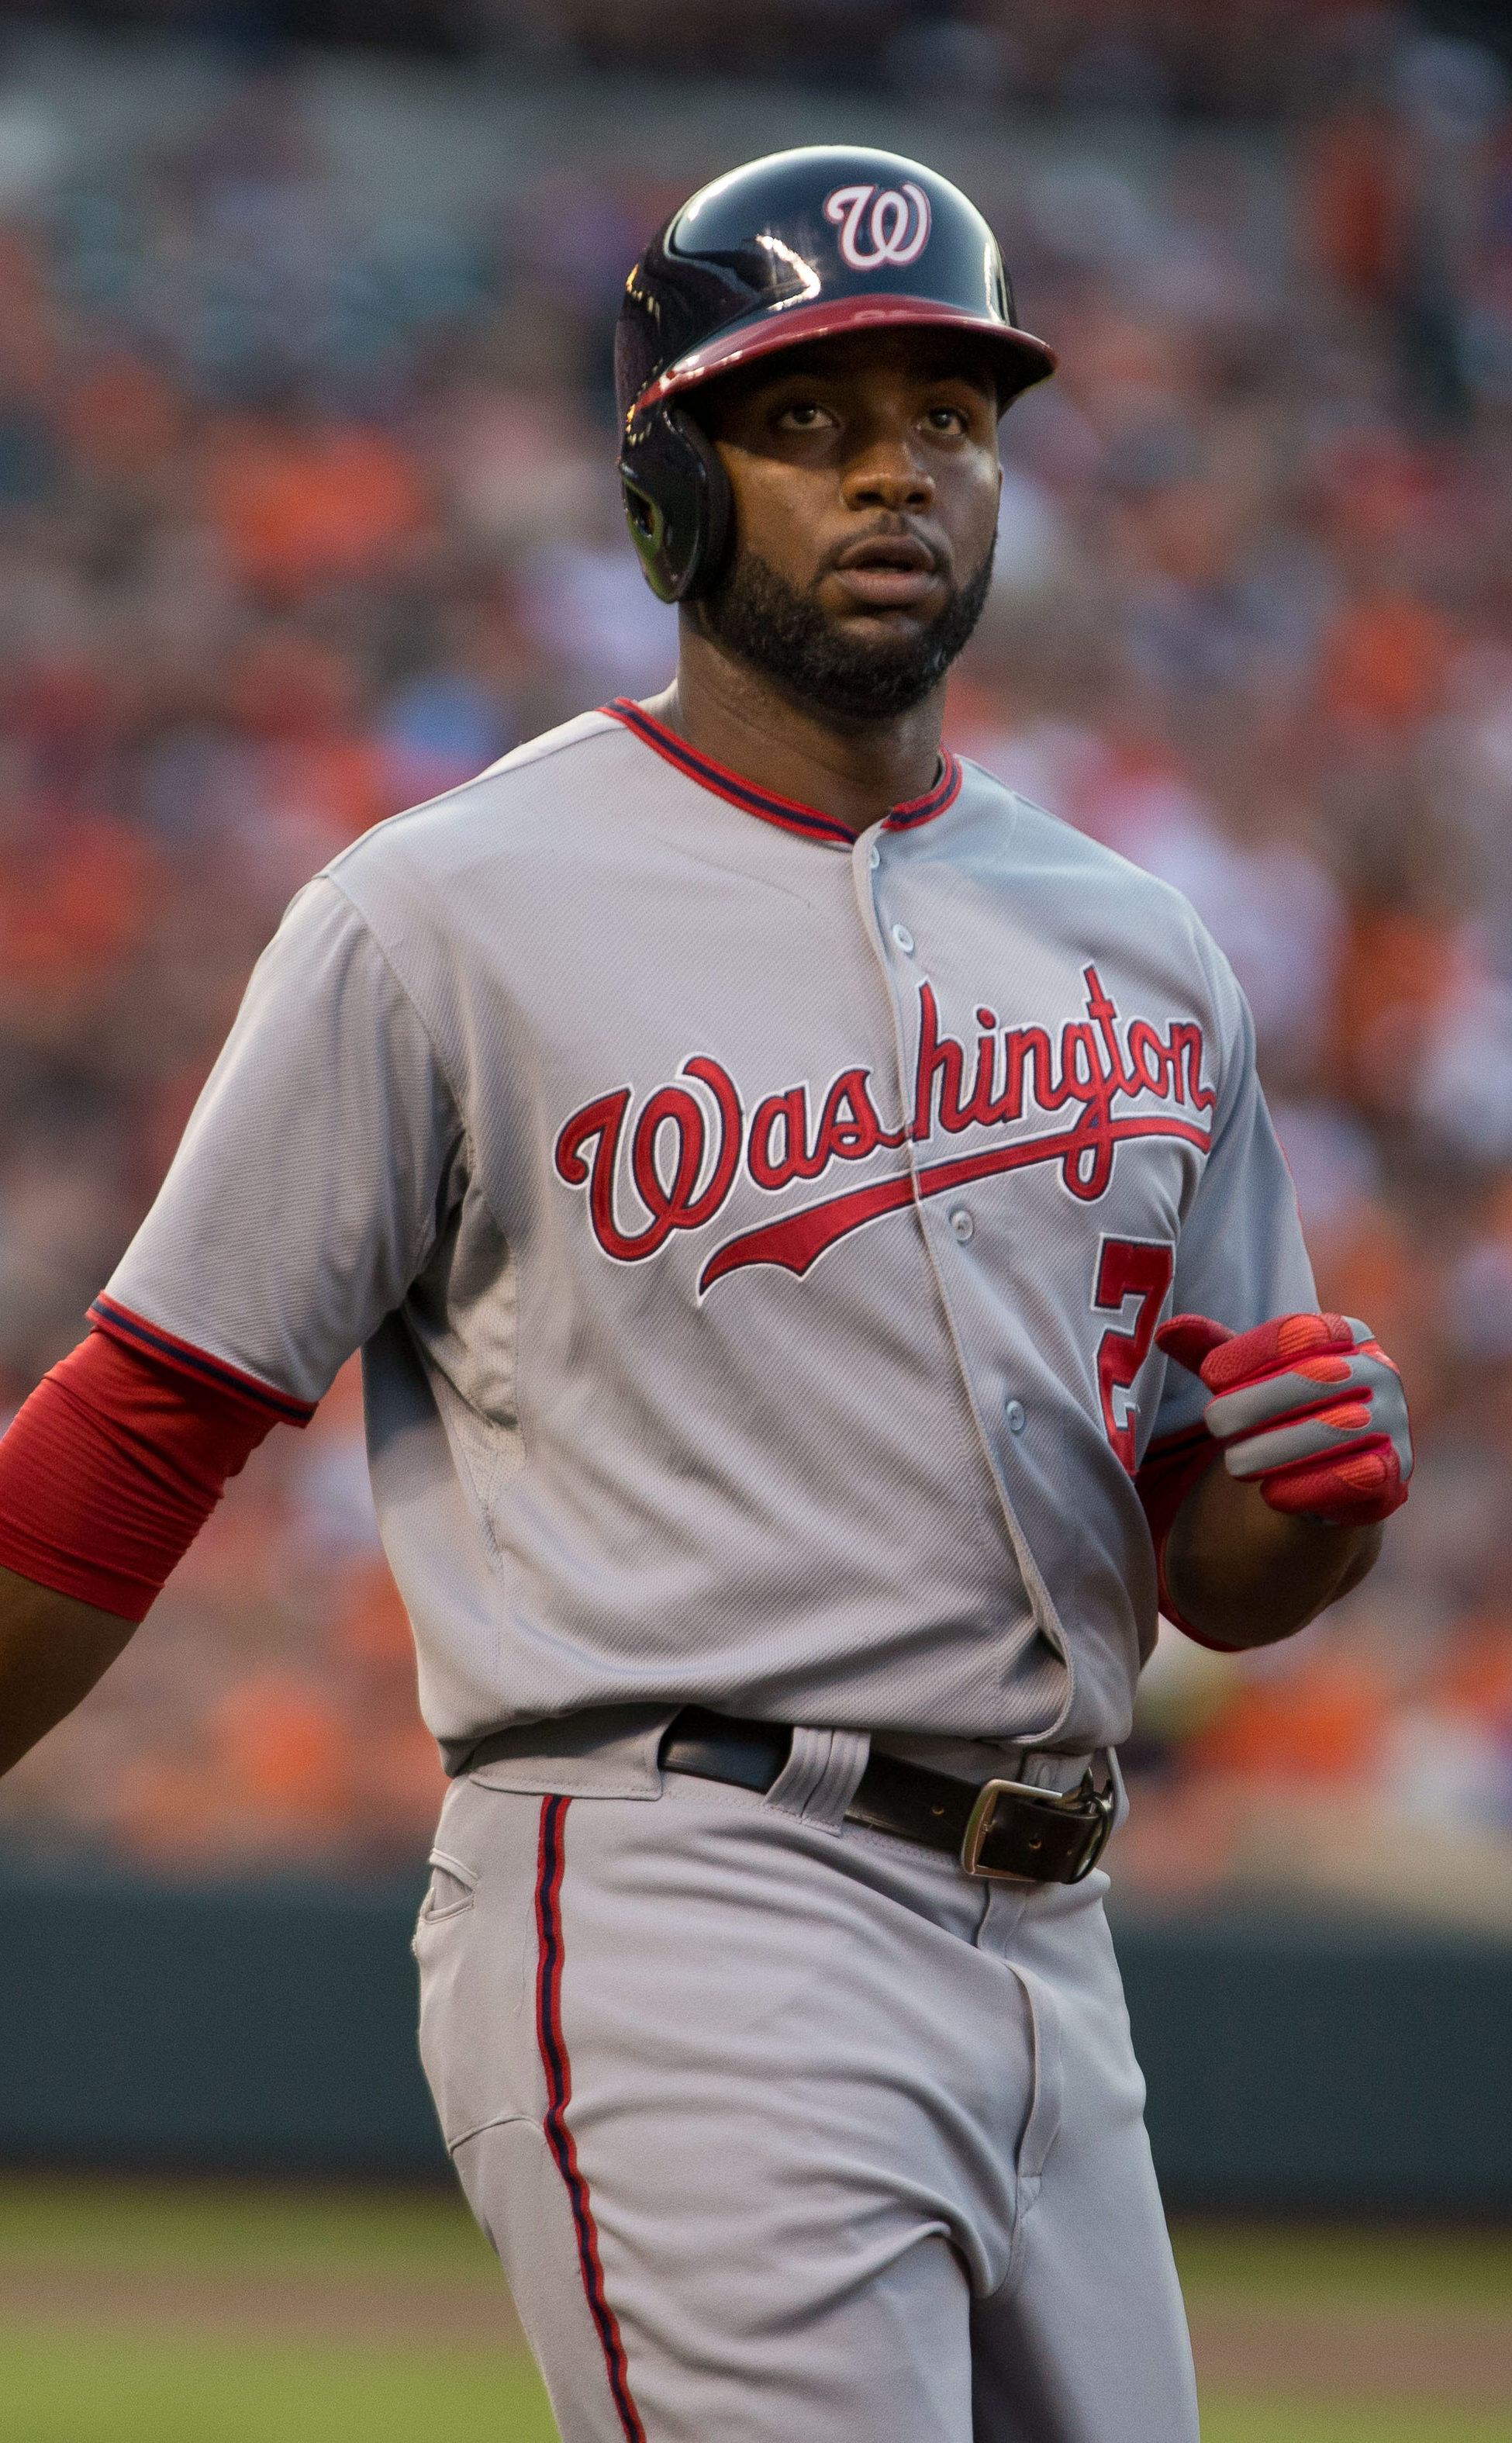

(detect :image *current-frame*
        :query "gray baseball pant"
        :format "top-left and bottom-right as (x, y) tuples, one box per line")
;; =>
(414, 1761), (1200, 2443)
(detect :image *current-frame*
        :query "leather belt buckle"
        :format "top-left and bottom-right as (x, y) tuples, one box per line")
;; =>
(959, 1771), (1115, 1885)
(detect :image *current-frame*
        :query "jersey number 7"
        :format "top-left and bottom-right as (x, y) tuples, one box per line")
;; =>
(1093, 1238), (1174, 1475)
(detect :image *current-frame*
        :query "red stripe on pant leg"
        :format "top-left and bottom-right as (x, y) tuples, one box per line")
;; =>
(534, 1794), (647, 2443)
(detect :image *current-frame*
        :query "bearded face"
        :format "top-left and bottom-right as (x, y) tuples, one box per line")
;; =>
(699, 534), (996, 720)
(689, 330), (1003, 726)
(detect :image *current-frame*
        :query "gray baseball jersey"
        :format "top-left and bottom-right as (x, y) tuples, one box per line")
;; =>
(103, 699), (1314, 1768)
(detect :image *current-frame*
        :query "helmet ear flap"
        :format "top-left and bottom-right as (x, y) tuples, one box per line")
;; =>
(619, 404), (730, 604)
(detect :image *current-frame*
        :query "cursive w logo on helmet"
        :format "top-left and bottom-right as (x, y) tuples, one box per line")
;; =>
(823, 181), (931, 271)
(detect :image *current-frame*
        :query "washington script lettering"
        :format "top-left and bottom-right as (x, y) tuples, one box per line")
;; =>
(554, 966), (1215, 1295)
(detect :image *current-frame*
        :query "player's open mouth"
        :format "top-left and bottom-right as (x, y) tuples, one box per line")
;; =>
(830, 531), (943, 610)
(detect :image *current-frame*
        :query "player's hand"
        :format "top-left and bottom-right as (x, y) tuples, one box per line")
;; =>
(1155, 1310), (1412, 1527)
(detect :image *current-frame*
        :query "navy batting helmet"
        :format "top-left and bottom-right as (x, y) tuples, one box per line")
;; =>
(615, 144), (1055, 603)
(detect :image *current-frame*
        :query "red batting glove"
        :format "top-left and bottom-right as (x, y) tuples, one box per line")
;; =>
(1155, 1311), (1413, 1528)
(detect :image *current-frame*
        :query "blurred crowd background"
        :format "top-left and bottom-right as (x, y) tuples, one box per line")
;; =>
(0, 3), (1510, 1925)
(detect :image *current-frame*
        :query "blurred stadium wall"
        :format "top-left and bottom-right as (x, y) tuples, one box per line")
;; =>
(0, 5), (1507, 2199)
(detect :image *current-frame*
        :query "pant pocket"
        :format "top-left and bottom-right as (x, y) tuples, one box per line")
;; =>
(415, 1847), (479, 1934)
(413, 1788), (542, 2153)
(1003, 1962), (1064, 2286)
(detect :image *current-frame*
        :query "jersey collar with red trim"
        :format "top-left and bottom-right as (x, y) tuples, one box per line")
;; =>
(604, 697), (961, 848)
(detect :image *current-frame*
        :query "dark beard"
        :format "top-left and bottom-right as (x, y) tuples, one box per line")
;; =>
(699, 539), (995, 720)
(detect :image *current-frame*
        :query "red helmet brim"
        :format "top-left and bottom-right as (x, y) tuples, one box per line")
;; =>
(632, 292), (1056, 419)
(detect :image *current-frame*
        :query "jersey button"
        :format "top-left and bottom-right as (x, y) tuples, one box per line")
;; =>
(1005, 1398), (1027, 1434)
(891, 922), (914, 952)
(868, 844), (881, 870)
(948, 1206), (974, 1242)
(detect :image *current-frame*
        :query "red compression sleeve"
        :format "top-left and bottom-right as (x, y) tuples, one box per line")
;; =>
(1134, 1425), (1241, 1652)
(0, 1320), (309, 1622)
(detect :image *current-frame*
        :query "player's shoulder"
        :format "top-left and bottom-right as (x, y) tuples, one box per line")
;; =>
(952, 759), (1241, 1011)
(474, 706), (637, 794)
(955, 758), (1205, 918)
(952, 755), (1127, 883)
(326, 707), (633, 889)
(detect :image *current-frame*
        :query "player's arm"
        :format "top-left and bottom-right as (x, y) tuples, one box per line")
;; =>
(1135, 938), (1408, 1654)
(0, 874), (461, 1778)
(0, 1570), (136, 1780)
(0, 1322), (288, 1778)
(1158, 1452), (1383, 1650)
(1150, 1310), (1409, 1652)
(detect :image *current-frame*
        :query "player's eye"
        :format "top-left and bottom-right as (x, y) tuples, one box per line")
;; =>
(923, 405), (970, 434)
(775, 401), (836, 431)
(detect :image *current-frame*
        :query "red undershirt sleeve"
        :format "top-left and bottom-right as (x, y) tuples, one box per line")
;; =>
(0, 1316), (313, 1625)
(1134, 1426), (1241, 1653)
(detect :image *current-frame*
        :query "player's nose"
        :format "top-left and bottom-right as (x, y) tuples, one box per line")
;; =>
(840, 447), (934, 515)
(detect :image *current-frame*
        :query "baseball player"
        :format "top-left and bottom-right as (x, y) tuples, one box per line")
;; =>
(0, 147), (1412, 2441)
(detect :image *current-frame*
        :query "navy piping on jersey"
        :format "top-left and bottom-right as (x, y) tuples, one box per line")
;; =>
(605, 697), (961, 845)
(88, 1294), (316, 1425)
(535, 1795), (647, 2443)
